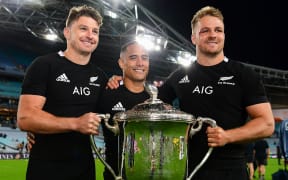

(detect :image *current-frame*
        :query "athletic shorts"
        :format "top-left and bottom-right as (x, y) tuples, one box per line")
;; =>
(190, 167), (249, 180)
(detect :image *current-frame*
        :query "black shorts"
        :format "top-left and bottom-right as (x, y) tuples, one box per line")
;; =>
(246, 154), (254, 163)
(256, 157), (268, 166)
(26, 158), (95, 180)
(190, 167), (249, 180)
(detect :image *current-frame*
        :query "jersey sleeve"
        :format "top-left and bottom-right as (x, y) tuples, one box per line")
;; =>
(240, 64), (268, 106)
(21, 56), (50, 96)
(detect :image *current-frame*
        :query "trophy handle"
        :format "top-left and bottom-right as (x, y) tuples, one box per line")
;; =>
(187, 117), (217, 180)
(99, 113), (120, 136)
(90, 113), (122, 180)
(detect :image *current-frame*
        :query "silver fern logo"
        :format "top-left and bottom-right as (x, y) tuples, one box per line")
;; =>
(218, 76), (235, 85)
(89, 76), (100, 87)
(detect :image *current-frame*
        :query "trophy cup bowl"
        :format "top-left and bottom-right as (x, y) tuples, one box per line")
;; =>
(90, 83), (216, 180)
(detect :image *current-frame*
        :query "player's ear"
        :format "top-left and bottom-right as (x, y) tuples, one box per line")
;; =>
(118, 58), (124, 69)
(63, 27), (70, 40)
(191, 33), (196, 45)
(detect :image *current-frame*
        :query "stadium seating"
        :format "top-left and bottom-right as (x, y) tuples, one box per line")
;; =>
(0, 127), (27, 154)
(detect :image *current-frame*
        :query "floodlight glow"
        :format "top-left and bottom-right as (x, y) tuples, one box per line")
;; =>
(105, 10), (118, 19)
(136, 25), (145, 35)
(23, 0), (44, 6)
(135, 4), (138, 19)
(154, 45), (161, 51)
(44, 33), (58, 41)
(163, 40), (168, 49)
(136, 36), (154, 51)
(177, 51), (196, 67)
(135, 25), (167, 51)
(156, 38), (161, 44)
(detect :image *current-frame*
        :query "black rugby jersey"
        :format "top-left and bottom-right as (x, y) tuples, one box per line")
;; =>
(97, 83), (149, 179)
(158, 59), (268, 173)
(21, 52), (108, 179)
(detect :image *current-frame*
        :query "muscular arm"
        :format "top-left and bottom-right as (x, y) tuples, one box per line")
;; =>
(207, 102), (274, 147)
(17, 94), (100, 135)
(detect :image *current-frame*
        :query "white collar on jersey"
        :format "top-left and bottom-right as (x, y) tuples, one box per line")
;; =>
(224, 56), (229, 62)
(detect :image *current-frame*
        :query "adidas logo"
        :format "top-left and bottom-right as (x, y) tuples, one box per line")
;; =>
(112, 102), (125, 111)
(179, 75), (190, 84)
(56, 73), (70, 83)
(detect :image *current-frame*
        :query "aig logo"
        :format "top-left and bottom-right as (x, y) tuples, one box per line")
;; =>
(192, 86), (213, 94)
(73, 86), (90, 96)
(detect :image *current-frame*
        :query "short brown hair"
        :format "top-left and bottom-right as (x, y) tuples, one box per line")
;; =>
(191, 6), (223, 33)
(65, 5), (103, 27)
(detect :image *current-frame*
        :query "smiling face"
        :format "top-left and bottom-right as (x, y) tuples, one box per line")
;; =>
(119, 42), (149, 83)
(64, 16), (100, 56)
(191, 15), (225, 57)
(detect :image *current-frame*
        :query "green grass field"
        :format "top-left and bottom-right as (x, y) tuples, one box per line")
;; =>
(0, 158), (285, 180)
(0, 159), (104, 180)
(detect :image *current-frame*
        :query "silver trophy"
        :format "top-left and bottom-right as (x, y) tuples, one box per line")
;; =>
(91, 83), (216, 180)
